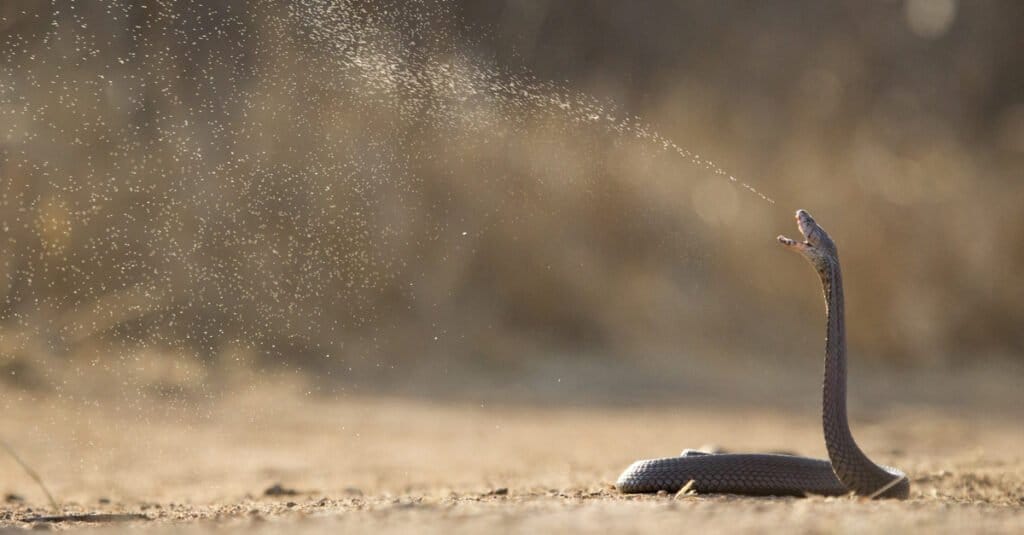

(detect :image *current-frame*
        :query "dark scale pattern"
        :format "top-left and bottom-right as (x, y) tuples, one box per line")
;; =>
(616, 211), (909, 500)
(616, 454), (845, 496)
(819, 264), (909, 499)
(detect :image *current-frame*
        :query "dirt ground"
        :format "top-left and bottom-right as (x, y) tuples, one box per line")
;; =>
(1, 362), (1023, 534)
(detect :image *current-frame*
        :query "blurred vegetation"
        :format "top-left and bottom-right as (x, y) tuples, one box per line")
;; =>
(1, 1), (1022, 390)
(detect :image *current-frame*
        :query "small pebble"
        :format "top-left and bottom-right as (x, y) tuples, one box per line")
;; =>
(264, 483), (299, 497)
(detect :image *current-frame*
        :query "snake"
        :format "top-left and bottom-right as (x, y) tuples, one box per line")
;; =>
(615, 210), (909, 499)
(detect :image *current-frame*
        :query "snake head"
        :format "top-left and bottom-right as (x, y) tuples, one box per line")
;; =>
(777, 209), (838, 268)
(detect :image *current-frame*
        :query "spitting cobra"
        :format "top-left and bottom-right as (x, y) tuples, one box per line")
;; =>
(615, 209), (909, 499)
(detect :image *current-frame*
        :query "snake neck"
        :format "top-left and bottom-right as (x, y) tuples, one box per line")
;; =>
(820, 260), (900, 495)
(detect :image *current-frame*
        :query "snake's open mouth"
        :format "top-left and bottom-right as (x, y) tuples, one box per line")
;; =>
(777, 235), (799, 247)
(777, 209), (818, 250)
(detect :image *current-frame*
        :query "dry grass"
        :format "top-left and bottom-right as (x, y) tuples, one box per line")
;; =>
(0, 439), (58, 513)
(1, 1), (1023, 375)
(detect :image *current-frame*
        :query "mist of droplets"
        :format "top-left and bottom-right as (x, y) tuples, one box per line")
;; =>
(290, 0), (774, 203)
(0, 0), (769, 396)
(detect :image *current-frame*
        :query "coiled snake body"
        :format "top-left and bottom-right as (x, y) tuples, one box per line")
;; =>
(616, 210), (909, 499)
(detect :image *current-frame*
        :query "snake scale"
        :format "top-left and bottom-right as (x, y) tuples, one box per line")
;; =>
(616, 210), (909, 499)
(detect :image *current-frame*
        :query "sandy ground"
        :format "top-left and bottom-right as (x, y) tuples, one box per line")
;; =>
(1, 363), (1023, 533)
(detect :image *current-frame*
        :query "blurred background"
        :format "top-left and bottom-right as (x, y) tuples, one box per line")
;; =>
(1, 0), (1022, 401)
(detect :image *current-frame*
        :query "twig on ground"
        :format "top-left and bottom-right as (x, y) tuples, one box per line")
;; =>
(0, 437), (60, 512)
(26, 513), (150, 524)
(868, 474), (909, 500)
(674, 479), (697, 499)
